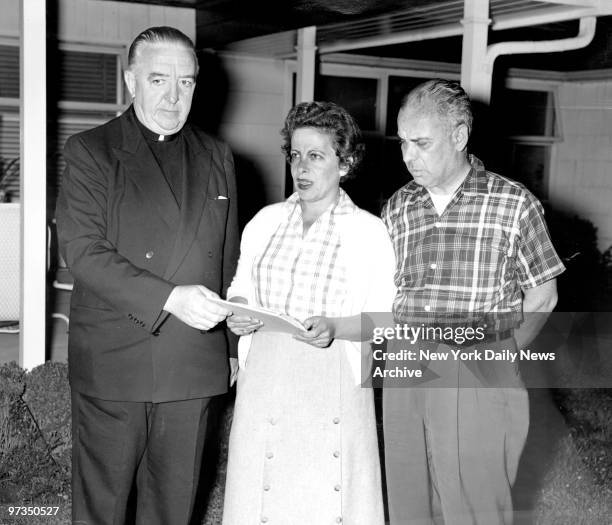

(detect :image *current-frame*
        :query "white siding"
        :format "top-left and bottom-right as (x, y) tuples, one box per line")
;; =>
(0, 0), (195, 44)
(219, 54), (288, 207)
(57, 0), (195, 46)
(552, 80), (612, 251)
(0, 0), (19, 38)
(0, 0), (196, 200)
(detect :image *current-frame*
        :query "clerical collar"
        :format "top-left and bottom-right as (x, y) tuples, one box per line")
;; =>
(133, 107), (181, 143)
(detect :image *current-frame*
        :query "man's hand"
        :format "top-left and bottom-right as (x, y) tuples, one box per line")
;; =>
(294, 316), (336, 348)
(163, 285), (231, 330)
(514, 278), (558, 349)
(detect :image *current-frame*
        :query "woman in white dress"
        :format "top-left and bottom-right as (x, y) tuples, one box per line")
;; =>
(222, 101), (396, 525)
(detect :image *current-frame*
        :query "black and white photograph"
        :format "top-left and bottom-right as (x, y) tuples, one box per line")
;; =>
(1, 0), (611, 523)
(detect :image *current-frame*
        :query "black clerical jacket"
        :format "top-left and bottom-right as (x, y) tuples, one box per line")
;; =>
(56, 107), (239, 402)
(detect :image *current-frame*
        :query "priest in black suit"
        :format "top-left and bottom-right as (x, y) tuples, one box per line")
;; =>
(56, 26), (239, 525)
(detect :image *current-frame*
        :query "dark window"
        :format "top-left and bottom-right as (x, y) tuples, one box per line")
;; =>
(313, 75), (429, 214)
(0, 115), (19, 161)
(342, 133), (410, 215)
(0, 45), (19, 98)
(57, 50), (118, 103)
(0, 47), (120, 205)
(386, 76), (430, 136)
(316, 75), (378, 131)
(0, 47), (120, 103)
(491, 88), (555, 137)
(489, 88), (557, 200)
(346, 75), (432, 213)
(498, 143), (550, 201)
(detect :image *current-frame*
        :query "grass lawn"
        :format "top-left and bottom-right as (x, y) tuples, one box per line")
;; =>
(533, 435), (612, 524)
(2, 361), (611, 524)
(533, 389), (612, 524)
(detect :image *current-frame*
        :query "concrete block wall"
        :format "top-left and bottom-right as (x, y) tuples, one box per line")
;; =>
(552, 80), (612, 251)
(219, 54), (289, 212)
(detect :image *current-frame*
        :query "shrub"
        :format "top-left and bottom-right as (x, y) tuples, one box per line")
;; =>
(0, 361), (71, 504)
(23, 362), (71, 469)
(545, 208), (611, 312)
(0, 362), (26, 458)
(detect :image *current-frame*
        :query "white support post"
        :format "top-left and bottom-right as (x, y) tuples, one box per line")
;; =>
(20, 0), (47, 369)
(460, 0), (492, 104)
(296, 26), (317, 103)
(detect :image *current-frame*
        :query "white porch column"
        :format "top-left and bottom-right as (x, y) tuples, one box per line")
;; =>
(296, 26), (317, 103)
(19, 0), (47, 369)
(460, 0), (492, 103)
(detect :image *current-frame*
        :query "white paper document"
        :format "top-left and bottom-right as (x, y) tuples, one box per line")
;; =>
(210, 297), (306, 335)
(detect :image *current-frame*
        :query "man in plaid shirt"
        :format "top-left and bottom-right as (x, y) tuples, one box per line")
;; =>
(381, 79), (565, 525)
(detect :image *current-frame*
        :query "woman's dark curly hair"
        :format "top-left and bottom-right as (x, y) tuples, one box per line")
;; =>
(281, 101), (365, 180)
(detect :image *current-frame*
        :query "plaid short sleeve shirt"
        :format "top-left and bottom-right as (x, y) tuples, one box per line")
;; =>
(381, 155), (565, 328)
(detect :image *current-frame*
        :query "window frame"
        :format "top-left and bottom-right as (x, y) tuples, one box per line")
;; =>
(56, 41), (127, 113)
(286, 58), (459, 137)
(0, 40), (127, 112)
(0, 36), (19, 109)
(0, 40), (129, 201)
(284, 55), (562, 203)
(504, 77), (563, 144)
(502, 78), (563, 200)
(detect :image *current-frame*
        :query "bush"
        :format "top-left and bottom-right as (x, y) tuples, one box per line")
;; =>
(23, 362), (71, 469)
(545, 208), (611, 312)
(0, 362), (26, 456)
(0, 361), (71, 504)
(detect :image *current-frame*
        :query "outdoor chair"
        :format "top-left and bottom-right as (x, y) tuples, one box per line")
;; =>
(0, 203), (20, 333)
(49, 221), (73, 330)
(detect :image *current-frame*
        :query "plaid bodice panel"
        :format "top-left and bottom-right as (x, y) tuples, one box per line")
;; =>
(252, 191), (356, 321)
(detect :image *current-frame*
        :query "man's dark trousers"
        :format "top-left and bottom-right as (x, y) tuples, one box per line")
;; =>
(71, 392), (212, 525)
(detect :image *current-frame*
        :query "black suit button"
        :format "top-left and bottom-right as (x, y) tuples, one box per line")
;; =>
(145, 251), (154, 259)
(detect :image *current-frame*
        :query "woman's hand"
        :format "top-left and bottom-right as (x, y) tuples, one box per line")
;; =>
(294, 316), (336, 348)
(226, 314), (263, 336)
(226, 296), (264, 336)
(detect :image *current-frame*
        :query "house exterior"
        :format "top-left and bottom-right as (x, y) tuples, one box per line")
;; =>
(1, 0), (611, 366)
